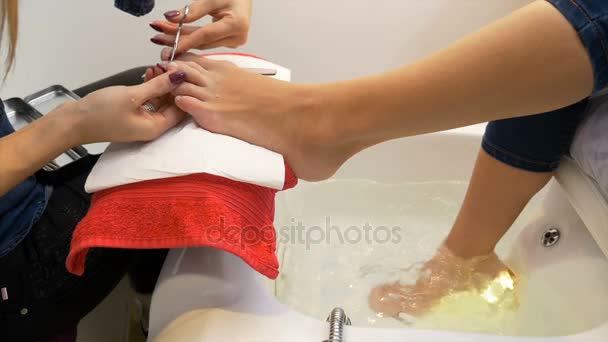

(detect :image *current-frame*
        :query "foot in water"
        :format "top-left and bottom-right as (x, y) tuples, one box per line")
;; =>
(368, 245), (514, 318)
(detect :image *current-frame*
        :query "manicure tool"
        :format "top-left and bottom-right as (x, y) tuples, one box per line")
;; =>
(169, 4), (190, 62)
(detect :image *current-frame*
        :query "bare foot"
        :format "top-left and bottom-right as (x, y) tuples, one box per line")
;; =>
(369, 246), (514, 318)
(171, 55), (356, 181)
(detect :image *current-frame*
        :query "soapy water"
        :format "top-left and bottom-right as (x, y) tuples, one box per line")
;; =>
(271, 179), (547, 336)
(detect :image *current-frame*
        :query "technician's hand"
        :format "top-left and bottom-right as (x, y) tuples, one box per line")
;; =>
(72, 66), (188, 144)
(149, 0), (252, 60)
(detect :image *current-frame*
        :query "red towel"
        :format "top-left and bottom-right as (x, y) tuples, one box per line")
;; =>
(66, 163), (297, 279)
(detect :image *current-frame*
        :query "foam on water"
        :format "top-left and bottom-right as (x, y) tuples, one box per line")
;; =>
(271, 179), (567, 336)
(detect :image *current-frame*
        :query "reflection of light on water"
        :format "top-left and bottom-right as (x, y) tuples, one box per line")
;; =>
(481, 287), (499, 304)
(274, 180), (541, 335)
(481, 271), (515, 304)
(414, 271), (520, 334)
(499, 272), (515, 290)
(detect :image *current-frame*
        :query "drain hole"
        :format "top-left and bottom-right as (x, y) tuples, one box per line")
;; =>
(542, 228), (561, 247)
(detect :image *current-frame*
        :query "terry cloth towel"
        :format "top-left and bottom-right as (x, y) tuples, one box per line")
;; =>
(66, 53), (297, 279)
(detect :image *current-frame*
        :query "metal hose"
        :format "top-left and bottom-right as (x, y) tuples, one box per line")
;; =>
(323, 307), (351, 342)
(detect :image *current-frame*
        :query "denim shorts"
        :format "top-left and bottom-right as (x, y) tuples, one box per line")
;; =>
(483, 0), (608, 173)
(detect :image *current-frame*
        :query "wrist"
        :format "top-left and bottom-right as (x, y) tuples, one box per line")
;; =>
(47, 101), (87, 147)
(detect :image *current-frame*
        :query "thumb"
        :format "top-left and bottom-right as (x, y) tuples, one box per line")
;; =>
(130, 70), (186, 105)
(165, 0), (219, 23)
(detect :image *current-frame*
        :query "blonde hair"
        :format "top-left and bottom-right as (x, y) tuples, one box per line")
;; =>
(0, 0), (18, 74)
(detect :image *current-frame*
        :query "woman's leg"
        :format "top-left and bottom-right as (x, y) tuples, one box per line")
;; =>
(444, 150), (552, 259)
(367, 150), (553, 317)
(369, 99), (589, 317)
(173, 0), (604, 181)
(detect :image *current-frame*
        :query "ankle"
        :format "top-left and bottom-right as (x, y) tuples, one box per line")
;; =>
(288, 84), (350, 148)
(277, 84), (363, 181)
(443, 238), (495, 260)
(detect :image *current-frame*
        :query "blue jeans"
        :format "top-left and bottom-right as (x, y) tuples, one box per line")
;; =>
(0, 103), (47, 257)
(483, 0), (608, 172)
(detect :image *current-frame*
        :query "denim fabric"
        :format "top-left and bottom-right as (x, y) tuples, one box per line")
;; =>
(483, 99), (589, 173)
(0, 102), (47, 257)
(114, 0), (155, 16)
(547, 0), (608, 92)
(0, 157), (134, 341)
(482, 0), (608, 173)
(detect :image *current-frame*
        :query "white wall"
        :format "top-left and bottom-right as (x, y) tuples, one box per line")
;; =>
(0, 0), (531, 99)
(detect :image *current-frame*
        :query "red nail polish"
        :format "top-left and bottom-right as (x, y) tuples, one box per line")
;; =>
(164, 10), (180, 19)
(150, 38), (165, 46)
(149, 23), (163, 33)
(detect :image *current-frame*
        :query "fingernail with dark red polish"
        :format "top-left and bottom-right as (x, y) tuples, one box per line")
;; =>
(149, 23), (163, 33)
(150, 38), (165, 45)
(164, 10), (180, 19)
(169, 71), (186, 84)
(156, 63), (167, 72)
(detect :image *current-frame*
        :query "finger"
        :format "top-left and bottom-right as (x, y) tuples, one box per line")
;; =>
(152, 104), (187, 129)
(160, 47), (173, 61)
(143, 67), (153, 82)
(130, 70), (187, 105)
(144, 63), (172, 84)
(164, 0), (230, 23)
(141, 97), (164, 113)
(156, 63), (169, 74)
(150, 21), (199, 35)
(151, 65), (164, 78)
(175, 20), (233, 54)
(149, 26), (200, 46)
(147, 64), (176, 104)
(150, 34), (174, 47)
(172, 82), (213, 101)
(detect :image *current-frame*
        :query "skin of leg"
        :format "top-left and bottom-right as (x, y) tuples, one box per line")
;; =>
(173, 0), (594, 181)
(327, 0), (593, 146)
(445, 148), (553, 259)
(368, 148), (553, 317)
